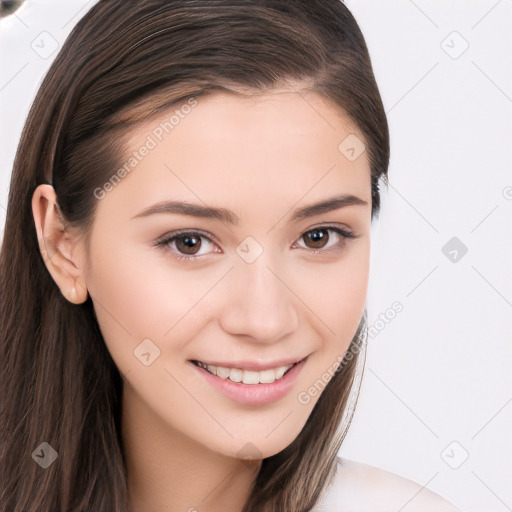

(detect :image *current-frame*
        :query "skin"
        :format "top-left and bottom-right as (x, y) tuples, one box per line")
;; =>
(32, 88), (374, 512)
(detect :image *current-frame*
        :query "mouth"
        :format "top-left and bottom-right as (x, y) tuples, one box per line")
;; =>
(189, 355), (309, 406)
(189, 357), (306, 385)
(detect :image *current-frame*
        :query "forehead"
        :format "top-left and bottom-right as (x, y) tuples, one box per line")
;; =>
(101, 90), (371, 219)
(127, 89), (363, 153)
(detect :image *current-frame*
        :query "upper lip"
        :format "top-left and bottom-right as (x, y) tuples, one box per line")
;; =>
(190, 355), (308, 372)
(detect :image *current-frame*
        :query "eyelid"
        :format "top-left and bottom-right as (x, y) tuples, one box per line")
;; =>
(154, 228), (220, 247)
(291, 224), (356, 252)
(153, 224), (358, 261)
(153, 229), (221, 261)
(300, 222), (357, 238)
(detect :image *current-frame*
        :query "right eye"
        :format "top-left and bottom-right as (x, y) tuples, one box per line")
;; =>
(154, 230), (221, 262)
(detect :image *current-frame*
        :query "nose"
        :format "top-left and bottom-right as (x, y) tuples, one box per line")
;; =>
(218, 257), (299, 343)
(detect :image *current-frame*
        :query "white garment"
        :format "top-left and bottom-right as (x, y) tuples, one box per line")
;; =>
(309, 455), (462, 512)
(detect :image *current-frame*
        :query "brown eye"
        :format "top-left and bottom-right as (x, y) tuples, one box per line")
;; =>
(294, 226), (356, 253)
(175, 234), (202, 255)
(302, 228), (330, 249)
(155, 226), (356, 262)
(155, 230), (218, 260)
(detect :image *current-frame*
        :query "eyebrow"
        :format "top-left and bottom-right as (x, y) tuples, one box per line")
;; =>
(131, 194), (368, 224)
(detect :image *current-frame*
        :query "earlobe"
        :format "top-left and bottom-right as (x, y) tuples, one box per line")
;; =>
(31, 184), (89, 305)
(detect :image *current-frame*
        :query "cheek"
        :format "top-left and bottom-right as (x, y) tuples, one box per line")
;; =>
(289, 243), (370, 408)
(295, 240), (370, 336)
(84, 240), (222, 362)
(86, 249), (164, 335)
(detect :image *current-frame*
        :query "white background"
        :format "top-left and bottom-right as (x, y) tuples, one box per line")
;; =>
(1, 2), (511, 511)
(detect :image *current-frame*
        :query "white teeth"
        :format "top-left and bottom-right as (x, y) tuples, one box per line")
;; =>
(229, 368), (243, 383)
(258, 369), (276, 384)
(242, 370), (259, 385)
(275, 365), (288, 380)
(216, 366), (230, 379)
(195, 361), (295, 384)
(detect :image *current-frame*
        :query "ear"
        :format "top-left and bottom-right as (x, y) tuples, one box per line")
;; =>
(31, 184), (89, 304)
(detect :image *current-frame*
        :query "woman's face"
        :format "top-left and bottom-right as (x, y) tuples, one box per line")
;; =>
(81, 89), (372, 460)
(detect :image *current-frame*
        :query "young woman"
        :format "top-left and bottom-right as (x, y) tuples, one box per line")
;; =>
(1, 1), (461, 511)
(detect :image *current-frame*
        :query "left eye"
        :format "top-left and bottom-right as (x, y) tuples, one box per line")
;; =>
(154, 226), (356, 261)
(293, 226), (356, 251)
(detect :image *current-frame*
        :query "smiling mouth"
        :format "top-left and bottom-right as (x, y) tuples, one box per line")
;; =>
(189, 359), (303, 385)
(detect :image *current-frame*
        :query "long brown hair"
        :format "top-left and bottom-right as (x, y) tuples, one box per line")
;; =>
(0, 1), (389, 510)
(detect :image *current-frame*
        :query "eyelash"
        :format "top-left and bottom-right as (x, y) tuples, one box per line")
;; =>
(153, 225), (357, 262)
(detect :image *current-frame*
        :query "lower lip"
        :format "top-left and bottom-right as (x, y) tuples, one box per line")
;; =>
(190, 357), (308, 406)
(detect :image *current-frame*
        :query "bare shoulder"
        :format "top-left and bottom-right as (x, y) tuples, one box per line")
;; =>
(316, 457), (462, 512)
